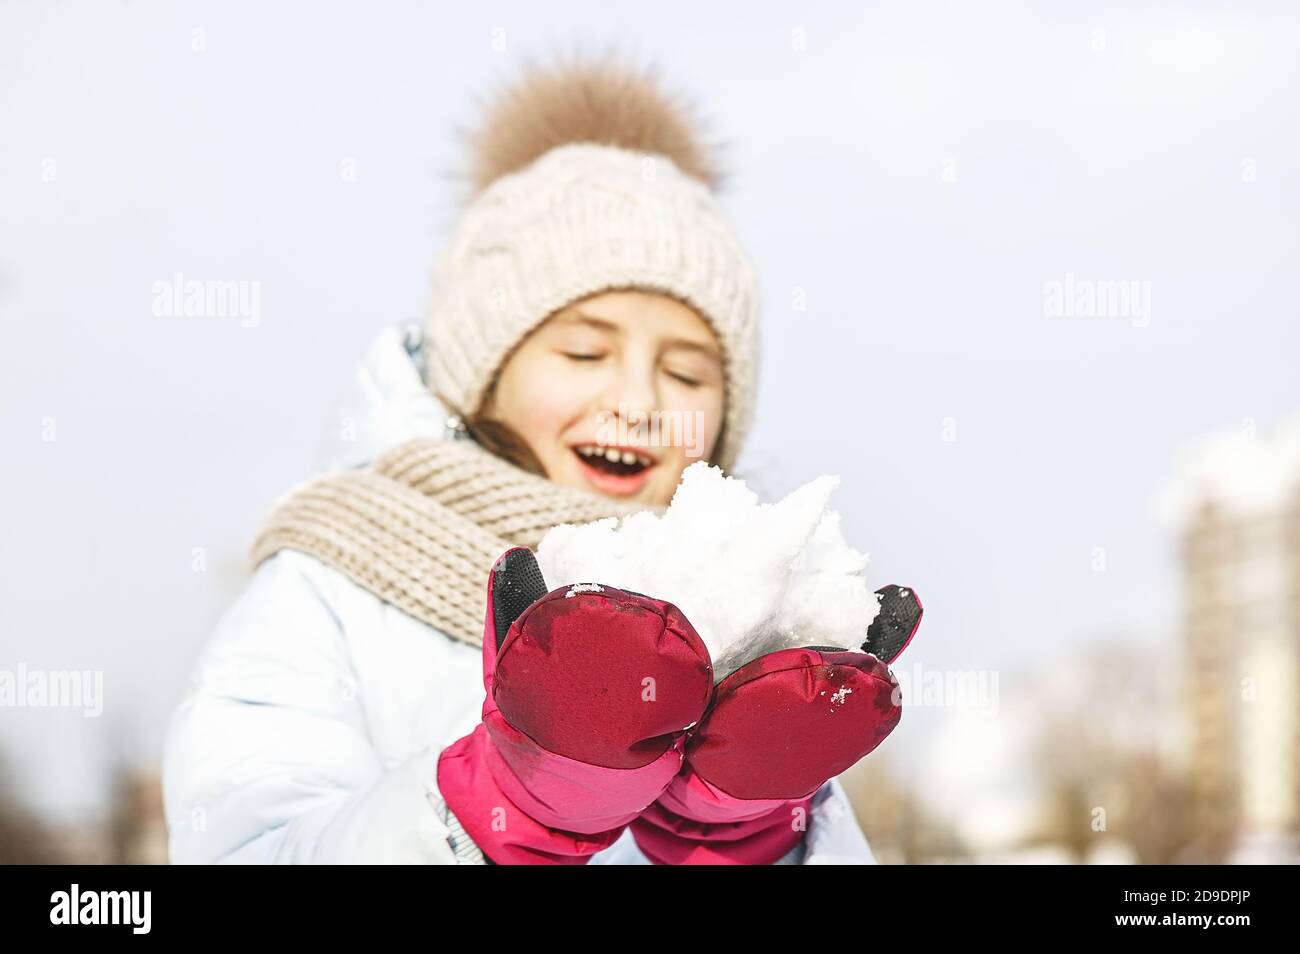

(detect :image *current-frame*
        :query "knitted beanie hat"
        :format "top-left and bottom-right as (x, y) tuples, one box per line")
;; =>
(423, 56), (761, 473)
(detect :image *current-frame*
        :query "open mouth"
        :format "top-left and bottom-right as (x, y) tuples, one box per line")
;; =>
(573, 443), (654, 475)
(571, 443), (656, 494)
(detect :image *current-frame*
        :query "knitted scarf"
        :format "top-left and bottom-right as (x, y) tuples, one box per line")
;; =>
(251, 437), (658, 648)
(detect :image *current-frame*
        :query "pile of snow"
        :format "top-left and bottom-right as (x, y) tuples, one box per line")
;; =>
(536, 462), (878, 681)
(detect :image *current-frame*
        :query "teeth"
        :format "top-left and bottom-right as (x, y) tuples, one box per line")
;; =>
(574, 444), (653, 468)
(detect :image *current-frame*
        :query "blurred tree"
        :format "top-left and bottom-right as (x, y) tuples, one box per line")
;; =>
(0, 750), (64, 863)
(1021, 639), (1198, 863)
(844, 756), (969, 864)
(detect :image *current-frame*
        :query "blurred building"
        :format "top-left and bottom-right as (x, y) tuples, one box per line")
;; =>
(1163, 420), (1300, 863)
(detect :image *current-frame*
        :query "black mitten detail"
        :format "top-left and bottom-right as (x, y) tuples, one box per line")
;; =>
(491, 549), (549, 650)
(861, 584), (923, 664)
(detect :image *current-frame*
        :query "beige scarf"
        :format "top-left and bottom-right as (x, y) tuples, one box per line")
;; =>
(251, 437), (658, 648)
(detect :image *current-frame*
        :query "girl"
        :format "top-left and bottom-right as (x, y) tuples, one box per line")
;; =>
(161, 56), (890, 864)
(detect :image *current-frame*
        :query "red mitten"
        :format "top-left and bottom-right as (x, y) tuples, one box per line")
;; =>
(631, 584), (923, 864)
(436, 547), (714, 864)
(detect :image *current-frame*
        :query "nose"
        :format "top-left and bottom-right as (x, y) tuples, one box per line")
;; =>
(597, 358), (660, 439)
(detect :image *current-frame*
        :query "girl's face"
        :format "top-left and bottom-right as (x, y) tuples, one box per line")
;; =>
(485, 289), (726, 506)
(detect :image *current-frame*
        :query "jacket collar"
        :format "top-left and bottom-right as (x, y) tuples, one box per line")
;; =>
(315, 322), (452, 472)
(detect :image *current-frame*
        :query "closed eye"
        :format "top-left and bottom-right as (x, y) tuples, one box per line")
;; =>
(561, 352), (604, 362)
(666, 370), (702, 387)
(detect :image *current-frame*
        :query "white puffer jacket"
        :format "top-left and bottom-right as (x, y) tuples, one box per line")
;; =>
(161, 325), (879, 865)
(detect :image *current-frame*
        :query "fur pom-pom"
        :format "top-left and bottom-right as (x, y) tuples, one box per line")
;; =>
(463, 51), (721, 195)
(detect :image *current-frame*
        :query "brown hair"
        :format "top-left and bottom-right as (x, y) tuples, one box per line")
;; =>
(463, 409), (547, 476)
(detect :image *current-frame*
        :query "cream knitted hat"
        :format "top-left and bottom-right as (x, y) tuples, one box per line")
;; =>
(423, 59), (761, 473)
